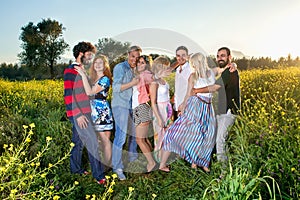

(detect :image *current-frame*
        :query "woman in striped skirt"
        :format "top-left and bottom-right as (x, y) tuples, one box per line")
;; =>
(159, 52), (217, 173)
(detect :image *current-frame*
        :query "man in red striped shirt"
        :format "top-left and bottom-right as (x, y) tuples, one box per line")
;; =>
(64, 41), (106, 185)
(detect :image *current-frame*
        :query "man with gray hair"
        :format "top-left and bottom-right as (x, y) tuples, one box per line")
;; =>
(111, 45), (141, 180)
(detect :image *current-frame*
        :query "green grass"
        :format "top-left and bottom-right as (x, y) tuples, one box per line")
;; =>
(0, 67), (299, 199)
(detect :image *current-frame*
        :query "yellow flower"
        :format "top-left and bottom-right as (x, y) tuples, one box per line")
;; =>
(152, 193), (157, 198)
(23, 125), (28, 129)
(111, 180), (116, 186)
(46, 136), (52, 142)
(49, 185), (55, 189)
(108, 188), (114, 193)
(29, 123), (35, 128)
(32, 192), (36, 197)
(36, 162), (40, 167)
(53, 195), (60, 200)
(41, 173), (47, 178)
(291, 167), (296, 172)
(25, 138), (31, 143)
(105, 175), (110, 180)
(49, 163), (53, 168)
(11, 189), (17, 194)
(111, 173), (118, 179)
(85, 194), (91, 199)
(3, 144), (8, 149)
(70, 142), (75, 147)
(18, 168), (23, 174)
(8, 144), (14, 151)
(128, 187), (134, 192)
(74, 181), (79, 185)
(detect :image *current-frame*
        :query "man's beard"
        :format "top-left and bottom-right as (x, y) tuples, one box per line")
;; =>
(218, 59), (229, 68)
(81, 55), (92, 65)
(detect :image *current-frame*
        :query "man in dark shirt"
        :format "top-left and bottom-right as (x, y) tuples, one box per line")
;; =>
(191, 47), (240, 163)
(64, 41), (106, 185)
(215, 47), (240, 162)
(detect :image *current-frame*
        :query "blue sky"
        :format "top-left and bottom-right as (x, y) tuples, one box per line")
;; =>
(1, 0), (300, 64)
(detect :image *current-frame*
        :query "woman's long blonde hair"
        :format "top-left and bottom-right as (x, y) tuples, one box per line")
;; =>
(152, 56), (170, 77)
(189, 52), (210, 83)
(89, 54), (113, 84)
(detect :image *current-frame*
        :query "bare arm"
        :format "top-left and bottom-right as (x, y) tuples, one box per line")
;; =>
(82, 74), (105, 95)
(75, 66), (105, 95)
(149, 82), (163, 127)
(192, 85), (221, 95)
(170, 60), (179, 70)
(178, 74), (194, 113)
(120, 77), (139, 91)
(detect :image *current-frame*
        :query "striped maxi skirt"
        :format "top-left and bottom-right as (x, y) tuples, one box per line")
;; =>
(162, 95), (216, 168)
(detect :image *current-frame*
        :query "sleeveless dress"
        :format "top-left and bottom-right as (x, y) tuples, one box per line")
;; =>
(153, 81), (173, 156)
(90, 76), (114, 132)
(162, 70), (216, 168)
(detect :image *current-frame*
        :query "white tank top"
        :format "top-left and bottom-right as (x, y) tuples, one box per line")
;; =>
(157, 82), (170, 103)
(194, 69), (215, 98)
(132, 86), (139, 109)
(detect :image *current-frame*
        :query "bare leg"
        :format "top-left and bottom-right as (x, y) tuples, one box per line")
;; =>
(191, 163), (197, 169)
(98, 131), (112, 167)
(203, 166), (210, 173)
(146, 138), (153, 151)
(136, 122), (156, 171)
(159, 149), (171, 172)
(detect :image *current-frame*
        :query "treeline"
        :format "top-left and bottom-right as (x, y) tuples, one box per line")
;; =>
(1, 54), (300, 81)
(232, 54), (300, 70)
(0, 62), (68, 80)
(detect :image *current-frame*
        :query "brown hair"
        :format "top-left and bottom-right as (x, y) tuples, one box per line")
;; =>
(89, 54), (113, 84)
(73, 41), (96, 59)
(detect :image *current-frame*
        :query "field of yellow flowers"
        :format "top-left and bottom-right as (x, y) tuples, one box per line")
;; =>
(0, 67), (299, 199)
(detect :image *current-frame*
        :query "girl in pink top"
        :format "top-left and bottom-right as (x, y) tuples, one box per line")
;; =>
(132, 55), (161, 173)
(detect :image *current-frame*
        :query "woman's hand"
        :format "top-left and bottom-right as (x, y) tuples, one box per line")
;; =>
(157, 117), (164, 128)
(74, 66), (86, 76)
(228, 62), (237, 72)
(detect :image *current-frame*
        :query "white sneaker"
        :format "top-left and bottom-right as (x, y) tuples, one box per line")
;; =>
(114, 169), (126, 180)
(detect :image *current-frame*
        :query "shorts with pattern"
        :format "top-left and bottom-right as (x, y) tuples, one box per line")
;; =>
(133, 103), (152, 126)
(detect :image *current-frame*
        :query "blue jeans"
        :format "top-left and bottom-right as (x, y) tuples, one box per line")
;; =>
(69, 115), (105, 181)
(112, 106), (137, 170)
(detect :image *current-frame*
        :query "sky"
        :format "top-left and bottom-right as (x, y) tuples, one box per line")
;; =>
(1, 0), (300, 64)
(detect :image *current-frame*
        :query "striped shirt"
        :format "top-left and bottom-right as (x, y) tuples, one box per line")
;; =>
(64, 63), (91, 118)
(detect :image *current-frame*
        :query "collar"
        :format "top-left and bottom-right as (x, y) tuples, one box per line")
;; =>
(71, 62), (81, 67)
(176, 62), (189, 73)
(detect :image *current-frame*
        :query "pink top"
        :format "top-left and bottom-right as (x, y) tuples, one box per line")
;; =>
(137, 70), (153, 104)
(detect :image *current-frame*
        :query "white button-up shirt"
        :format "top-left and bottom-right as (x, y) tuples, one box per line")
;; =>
(174, 62), (191, 111)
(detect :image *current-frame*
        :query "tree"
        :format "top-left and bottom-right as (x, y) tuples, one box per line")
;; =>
(95, 38), (130, 65)
(19, 18), (69, 79)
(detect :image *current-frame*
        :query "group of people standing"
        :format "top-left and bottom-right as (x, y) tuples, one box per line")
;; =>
(63, 41), (240, 185)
